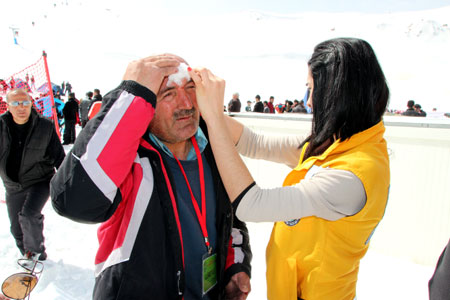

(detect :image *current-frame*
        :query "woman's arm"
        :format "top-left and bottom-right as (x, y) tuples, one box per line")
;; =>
(237, 126), (305, 168)
(190, 68), (254, 201)
(234, 168), (366, 222)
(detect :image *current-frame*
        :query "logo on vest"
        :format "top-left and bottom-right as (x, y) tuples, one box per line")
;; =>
(284, 219), (300, 226)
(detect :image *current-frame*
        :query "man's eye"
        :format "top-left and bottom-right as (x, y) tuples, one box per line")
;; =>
(163, 92), (174, 99)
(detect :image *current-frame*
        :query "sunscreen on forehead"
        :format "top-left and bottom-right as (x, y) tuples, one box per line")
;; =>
(167, 63), (191, 87)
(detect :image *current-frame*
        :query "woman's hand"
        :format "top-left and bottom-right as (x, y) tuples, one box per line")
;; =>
(189, 67), (226, 122)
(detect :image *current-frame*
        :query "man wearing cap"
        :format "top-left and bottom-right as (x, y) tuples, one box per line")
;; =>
(0, 88), (65, 262)
(51, 54), (252, 300)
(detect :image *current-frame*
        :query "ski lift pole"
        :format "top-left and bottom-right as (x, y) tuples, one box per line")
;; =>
(42, 51), (61, 139)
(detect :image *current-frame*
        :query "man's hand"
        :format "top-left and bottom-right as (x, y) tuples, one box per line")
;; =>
(225, 272), (251, 300)
(122, 54), (185, 95)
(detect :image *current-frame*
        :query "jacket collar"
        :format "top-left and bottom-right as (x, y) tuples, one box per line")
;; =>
(298, 120), (386, 169)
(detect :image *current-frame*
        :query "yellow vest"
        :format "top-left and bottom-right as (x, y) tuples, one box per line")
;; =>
(266, 121), (390, 300)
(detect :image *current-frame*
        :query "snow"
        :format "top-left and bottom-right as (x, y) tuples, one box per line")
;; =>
(0, 142), (437, 299)
(0, 1), (446, 299)
(1, 2), (450, 112)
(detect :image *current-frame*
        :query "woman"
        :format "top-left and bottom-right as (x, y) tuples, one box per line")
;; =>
(190, 38), (390, 300)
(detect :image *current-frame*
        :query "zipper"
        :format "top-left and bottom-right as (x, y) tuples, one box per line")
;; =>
(177, 270), (182, 295)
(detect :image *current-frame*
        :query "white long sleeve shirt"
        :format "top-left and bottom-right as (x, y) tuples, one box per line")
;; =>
(234, 126), (367, 222)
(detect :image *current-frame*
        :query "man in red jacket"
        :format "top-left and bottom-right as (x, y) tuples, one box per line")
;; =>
(51, 54), (252, 300)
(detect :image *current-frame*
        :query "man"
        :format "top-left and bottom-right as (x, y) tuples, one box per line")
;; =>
(292, 99), (307, 113)
(267, 96), (275, 113)
(0, 88), (65, 261)
(227, 92), (241, 113)
(402, 100), (419, 116)
(414, 103), (427, 117)
(51, 54), (252, 300)
(79, 91), (93, 128)
(93, 88), (103, 102)
(62, 92), (79, 144)
(65, 81), (72, 94)
(88, 88), (103, 120)
(245, 101), (252, 112)
(252, 94), (263, 113)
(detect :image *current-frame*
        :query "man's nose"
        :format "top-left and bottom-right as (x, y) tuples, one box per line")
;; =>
(176, 89), (193, 109)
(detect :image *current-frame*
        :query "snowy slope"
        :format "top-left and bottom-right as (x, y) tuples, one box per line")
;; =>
(1, 2), (450, 111)
(0, 2), (447, 299)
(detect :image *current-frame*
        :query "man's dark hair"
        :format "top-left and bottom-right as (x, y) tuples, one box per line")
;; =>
(94, 89), (100, 94)
(255, 95), (260, 100)
(68, 92), (75, 99)
(269, 96), (274, 100)
(86, 91), (93, 98)
(302, 38), (389, 159)
(414, 104), (421, 109)
(407, 100), (415, 108)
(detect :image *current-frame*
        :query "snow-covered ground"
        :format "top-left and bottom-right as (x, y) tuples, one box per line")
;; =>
(0, 140), (437, 300)
(1, 1), (448, 299)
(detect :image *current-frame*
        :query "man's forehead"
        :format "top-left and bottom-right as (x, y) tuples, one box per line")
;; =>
(7, 91), (30, 101)
(159, 77), (194, 95)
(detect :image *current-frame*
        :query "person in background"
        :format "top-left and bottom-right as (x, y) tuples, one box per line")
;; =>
(62, 92), (79, 145)
(65, 81), (72, 95)
(0, 96), (7, 114)
(227, 92), (241, 113)
(429, 238), (450, 299)
(283, 100), (293, 113)
(263, 101), (270, 113)
(190, 37), (390, 300)
(51, 54), (251, 300)
(79, 91), (93, 128)
(402, 100), (419, 116)
(414, 104), (426, 117)
(0, 88), (64, 263)
(252, 95), (263, 113)
(292, 100), (307, 113)
(267, 96), (275, 113)
(245, 100), (252, 112)
(88, 89), (103, 120)
(93, 88), (103, 102)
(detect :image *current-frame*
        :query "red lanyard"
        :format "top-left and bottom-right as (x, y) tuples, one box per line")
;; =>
(173, 136), (211, 254)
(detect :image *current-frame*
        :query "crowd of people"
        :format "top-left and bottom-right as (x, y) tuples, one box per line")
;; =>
(1, 38), (449, 300)
(227, 93), (311, 114)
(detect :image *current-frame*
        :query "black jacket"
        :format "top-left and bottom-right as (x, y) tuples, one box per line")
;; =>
(51, 81), (252, 300)
(63, 98), (79, 121)
(0, 110), (65, 191)
(253, 101), (264, 113)
(402, 108), (419, 116)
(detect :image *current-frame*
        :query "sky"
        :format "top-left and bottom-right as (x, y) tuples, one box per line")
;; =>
(155, 0), (450, 14)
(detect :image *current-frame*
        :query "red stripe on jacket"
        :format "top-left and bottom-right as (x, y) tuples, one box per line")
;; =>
(96, 96), (154, 187)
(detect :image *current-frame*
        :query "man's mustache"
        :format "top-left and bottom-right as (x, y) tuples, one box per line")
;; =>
(174, 108), (196, 119)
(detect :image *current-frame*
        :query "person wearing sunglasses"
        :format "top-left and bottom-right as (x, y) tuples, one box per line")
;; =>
(0, 88), (65, 264)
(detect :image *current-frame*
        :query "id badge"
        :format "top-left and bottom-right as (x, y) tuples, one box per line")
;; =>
(202, 252), (217, 295)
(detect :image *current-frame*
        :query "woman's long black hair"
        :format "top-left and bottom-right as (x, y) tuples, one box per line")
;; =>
(302, 38), (390, 160)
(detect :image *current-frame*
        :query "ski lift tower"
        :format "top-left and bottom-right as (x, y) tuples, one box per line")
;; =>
(9, 26), (20, 45)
